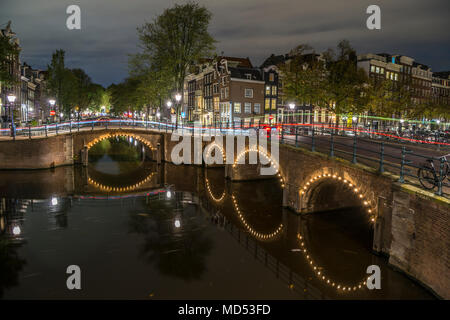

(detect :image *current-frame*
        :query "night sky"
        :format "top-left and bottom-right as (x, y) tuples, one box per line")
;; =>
(1, 0), (449, 87)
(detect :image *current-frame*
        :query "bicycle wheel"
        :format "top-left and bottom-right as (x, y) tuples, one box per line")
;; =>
(418, 165), (437, 190)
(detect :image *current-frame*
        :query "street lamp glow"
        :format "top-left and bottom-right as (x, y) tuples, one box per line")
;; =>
(166, 101), (172, 108)
(175, 93), (182, 102)
(436, 119), (441, 124)
(166, 190), (172, 199)
(156, 112), (161, 118)
(400, 119), (405, 123)
(49, 99), (56, 106)
(289, 103), (295, 110)
(174, 218), (181, 228)
(352, 116), (357, 121)
(7, 94), (16, 103)
(12, 225), (21, 236)
(51, 197), (58, 206)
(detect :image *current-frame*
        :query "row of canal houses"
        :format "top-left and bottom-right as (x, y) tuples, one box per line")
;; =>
(0, 22), (50, 128)
(180, 51), (450, 127)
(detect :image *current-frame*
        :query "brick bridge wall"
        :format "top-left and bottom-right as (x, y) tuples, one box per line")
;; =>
(278, 144), (449, 299)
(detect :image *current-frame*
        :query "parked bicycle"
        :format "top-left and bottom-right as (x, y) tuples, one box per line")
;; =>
(418, 154), (450, 190)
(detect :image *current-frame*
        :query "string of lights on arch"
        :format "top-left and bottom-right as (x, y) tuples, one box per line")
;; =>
(296, 233), (369, 293)
(205, 176), (226, 203)
(85, 133), (157, 151)
(296, 172), (377, 292)
(232, 146), (285, 188)
(204, 142), (226, 165)
(88, 172), (156, 193)
(231, 193), (284, 241)
(299, 173), (376, 223)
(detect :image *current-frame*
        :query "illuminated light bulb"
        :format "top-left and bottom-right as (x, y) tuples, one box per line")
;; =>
(364, 201), (368, 205)
(354, 188), (358, 192)
(12, 225), (21, 236)
(349, 183), (353, 187)
(51, 197), (58, 206)
(368, 209), (372, 213)
(343, 179), (347, 183)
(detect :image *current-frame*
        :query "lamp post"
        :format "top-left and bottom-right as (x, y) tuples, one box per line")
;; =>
(49, 99), (56, 123)
(289, 103), (295, 124)
(175, 93), (182, 129)
(7, 94), (16, 140)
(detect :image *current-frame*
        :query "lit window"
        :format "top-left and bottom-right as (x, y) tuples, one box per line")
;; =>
(370, 65), (375, 73)
(234, 102), (241, 113)
(271, 99), (276, 110)
(266, 86), (271, 95)
(272, 86), (277, 95)
(265, 99), (270, 110)
(269, 73), (274, 82)
(376, 66), (380, 73)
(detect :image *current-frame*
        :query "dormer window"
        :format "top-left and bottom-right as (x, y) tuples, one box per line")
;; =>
(245, 74), (252, 80)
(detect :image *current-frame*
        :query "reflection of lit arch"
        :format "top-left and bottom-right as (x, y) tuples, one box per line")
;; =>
(296, 233), (368, 293)
(204, 142), (226, 164)
(231, 193), (283, 241)
(232, 147), (285, 188)
(86, 132), (156, 151)
(299, 172), (376, 223)
(88, 172), (156, 193)
(205, 176), (226, 203)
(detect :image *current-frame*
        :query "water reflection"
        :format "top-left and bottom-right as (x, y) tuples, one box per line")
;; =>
(0, 140), (436, 299)
(0, 199), (27, 298)
(128, 191), (213, 280)
(88, 136), (147, 174)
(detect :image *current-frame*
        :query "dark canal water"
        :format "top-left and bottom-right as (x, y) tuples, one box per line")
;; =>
(0, 137), (435, 299)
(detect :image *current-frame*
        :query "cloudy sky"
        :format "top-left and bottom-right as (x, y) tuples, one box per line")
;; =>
(1, 0), (449, 86)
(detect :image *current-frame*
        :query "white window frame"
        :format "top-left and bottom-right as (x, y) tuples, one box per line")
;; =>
(244, 102), (251, 113)
(244, 88), (253, 98)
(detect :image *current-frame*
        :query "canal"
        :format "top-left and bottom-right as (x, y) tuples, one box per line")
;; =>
(0, 136), (434, 299)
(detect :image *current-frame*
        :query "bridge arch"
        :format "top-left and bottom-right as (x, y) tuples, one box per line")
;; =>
(232, 146), (285, 188)
(85, 132), (157, 151)
(298, 169), (377, 223)
(204, 141), (226, 166)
